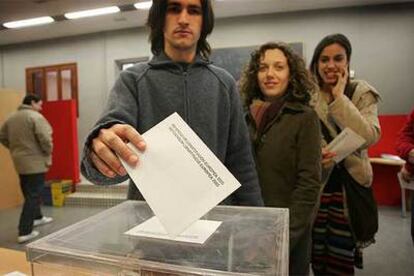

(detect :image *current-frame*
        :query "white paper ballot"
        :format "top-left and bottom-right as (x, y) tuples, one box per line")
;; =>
(327, 127), (366, 163)
(120, 112), (241, 237)
(125, 216), (222, 244)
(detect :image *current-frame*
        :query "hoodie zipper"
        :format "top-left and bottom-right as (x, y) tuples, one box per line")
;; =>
(183, 67), (189, 121)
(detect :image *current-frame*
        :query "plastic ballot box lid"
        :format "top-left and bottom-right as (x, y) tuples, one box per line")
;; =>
(27, 200), (289, 275)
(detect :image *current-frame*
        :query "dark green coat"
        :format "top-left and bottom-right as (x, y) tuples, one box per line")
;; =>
(248, 101), (322, 250)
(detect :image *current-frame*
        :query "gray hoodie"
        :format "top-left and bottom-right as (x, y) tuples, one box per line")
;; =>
(81, 53), (263, 206)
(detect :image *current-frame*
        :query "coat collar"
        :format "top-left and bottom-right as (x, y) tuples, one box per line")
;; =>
(250, 98), (308, 113)
(283, 100), (308, 112)
(148, 51), (210, 69)
(313, 89), (339, 138)
(18, 104), (36, 111)
(248, 99), (309, 139)
(264, 100), (308, 133)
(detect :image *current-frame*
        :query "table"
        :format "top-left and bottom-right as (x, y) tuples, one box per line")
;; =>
(369, 157), (405, 167)
(370, 158), (407, 215)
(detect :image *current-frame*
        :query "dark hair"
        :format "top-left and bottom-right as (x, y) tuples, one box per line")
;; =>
(309, 33), (352, 86)
(22, 94), (41, 105)
(146, 0), (215, 60)
(240, 42), (315, 107)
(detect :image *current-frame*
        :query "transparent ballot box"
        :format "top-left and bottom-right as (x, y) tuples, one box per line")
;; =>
(27, 200), (289, 275)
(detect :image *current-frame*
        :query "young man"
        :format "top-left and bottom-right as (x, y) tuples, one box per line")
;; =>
(81, 0), (263, 206)
(0, 94), (54, 243)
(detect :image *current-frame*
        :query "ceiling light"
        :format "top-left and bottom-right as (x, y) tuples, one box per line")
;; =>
(134, 1), (152, 10)
(64, 6), (120, 20)
(3, 16), (54, 29)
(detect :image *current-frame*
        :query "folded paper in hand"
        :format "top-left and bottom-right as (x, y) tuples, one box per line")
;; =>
(120, 113), (241, 237)
(327, 127), (366, 163)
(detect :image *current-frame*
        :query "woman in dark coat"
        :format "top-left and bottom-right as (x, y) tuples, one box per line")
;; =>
(240, 42), (322, 275)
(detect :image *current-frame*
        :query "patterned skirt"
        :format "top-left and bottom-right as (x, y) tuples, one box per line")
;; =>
(311, 167), (362, 275)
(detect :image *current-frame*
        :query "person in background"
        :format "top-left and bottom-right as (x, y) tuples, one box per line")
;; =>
(309, 33), (381, 275)
(240, 42), (322, 275)
(80, 0), (263, 206)
(0, 94), (53, 243)
(395, 107), (414, 244)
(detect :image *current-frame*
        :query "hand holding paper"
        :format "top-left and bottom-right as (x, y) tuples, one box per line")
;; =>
(326, 127), (366, 163)
(119, 113), (241, 238)
(89, 123), (145, 178)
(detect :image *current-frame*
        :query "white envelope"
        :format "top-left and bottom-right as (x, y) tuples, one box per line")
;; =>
(125, 216), (222, 244)
(327, 127), (366, 163)
(120, 113), (241, 237)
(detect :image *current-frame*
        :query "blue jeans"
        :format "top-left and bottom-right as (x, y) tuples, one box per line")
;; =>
(18, 173), (45, 236)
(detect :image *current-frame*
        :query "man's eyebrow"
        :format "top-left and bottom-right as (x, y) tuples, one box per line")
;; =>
(166, 1), (202, 11)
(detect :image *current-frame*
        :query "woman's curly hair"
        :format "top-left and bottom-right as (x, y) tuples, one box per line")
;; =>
(240, 42), (316, 108)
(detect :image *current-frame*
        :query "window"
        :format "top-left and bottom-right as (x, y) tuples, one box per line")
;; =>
(26, 63), (78, 115)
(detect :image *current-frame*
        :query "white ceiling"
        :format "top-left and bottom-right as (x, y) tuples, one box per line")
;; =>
(0, 0), (412, 46)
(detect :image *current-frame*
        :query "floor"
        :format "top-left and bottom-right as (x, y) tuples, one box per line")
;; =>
(0, 205), (413, 275)
(0, 205), (107, 251)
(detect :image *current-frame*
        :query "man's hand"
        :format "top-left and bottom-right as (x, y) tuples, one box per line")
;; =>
(322, 147), (336, 169)
(90, 124), (146, 178)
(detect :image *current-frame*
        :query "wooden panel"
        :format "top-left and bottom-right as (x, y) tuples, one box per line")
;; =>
(26, 68), (45, 100)
(0, 89), (24, 210)
(0, 247), (31, 274)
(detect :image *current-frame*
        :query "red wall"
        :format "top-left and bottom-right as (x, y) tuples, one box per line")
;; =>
(369, 114), (408, 206)
(42, 100), (80, 184)
(368, 114), (408, 157)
